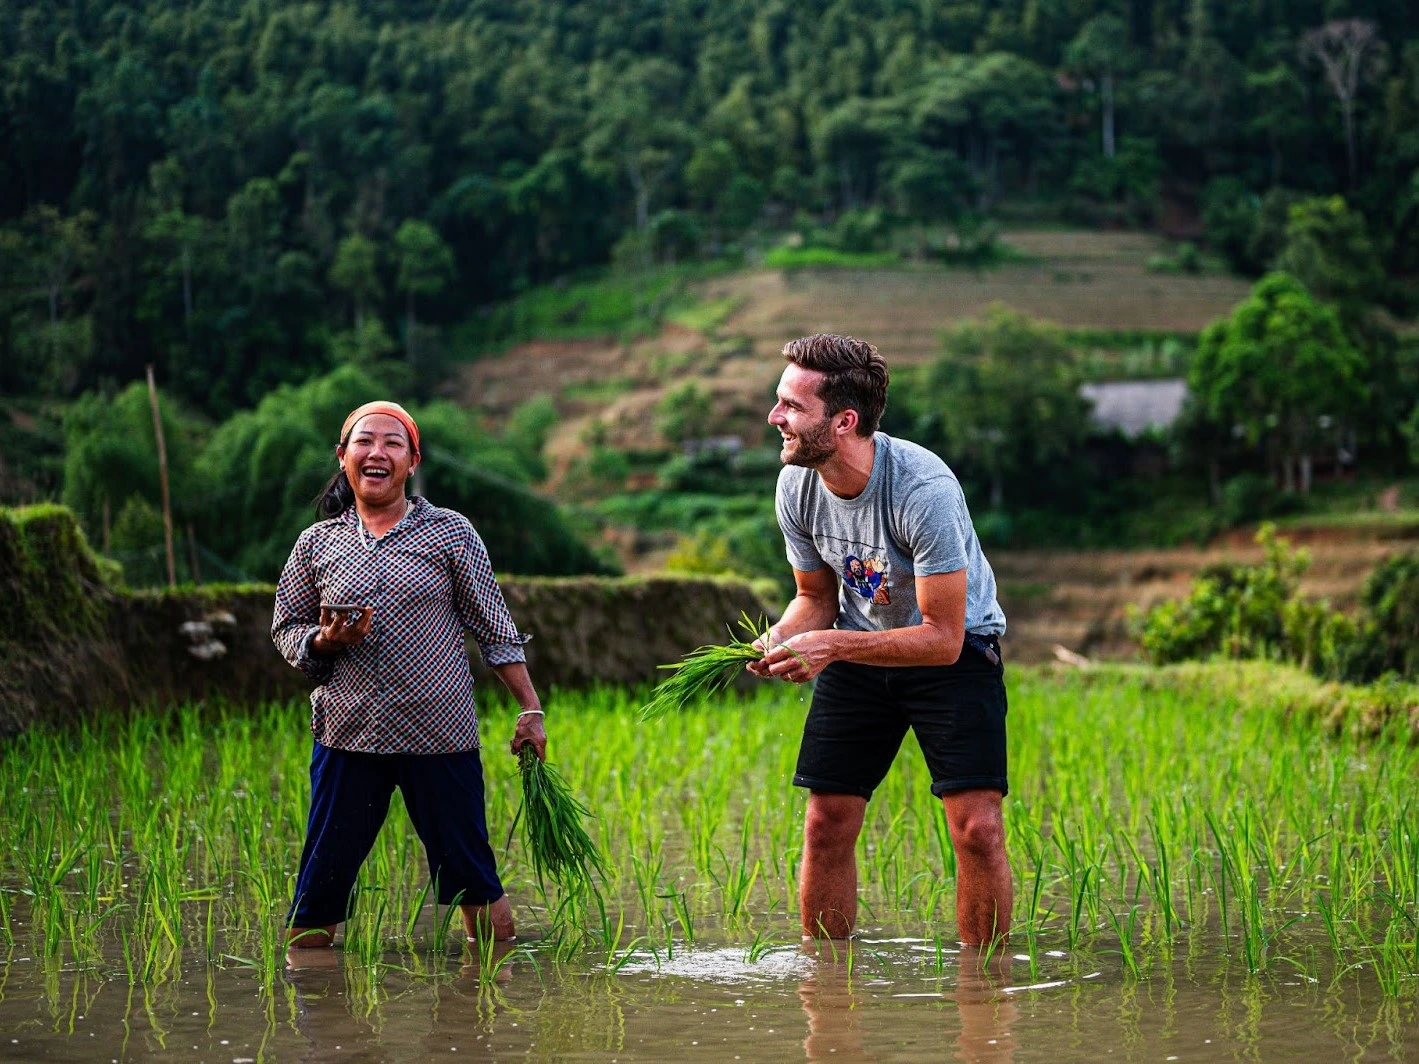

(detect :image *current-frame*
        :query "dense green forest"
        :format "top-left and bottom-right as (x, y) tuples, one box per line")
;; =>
(3, 0), (1419, 580)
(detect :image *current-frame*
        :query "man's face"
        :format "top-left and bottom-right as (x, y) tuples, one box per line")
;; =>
(769, 364), (838, 467)
(848, 558), (865, 578)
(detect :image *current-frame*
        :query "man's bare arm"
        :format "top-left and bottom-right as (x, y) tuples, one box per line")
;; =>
(746, 566), (839, 677)
(760, 569), (968, 682)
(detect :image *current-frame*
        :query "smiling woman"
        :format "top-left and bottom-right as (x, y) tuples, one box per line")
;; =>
(271, 399), (550, 953)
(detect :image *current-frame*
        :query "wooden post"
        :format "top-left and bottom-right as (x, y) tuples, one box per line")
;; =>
(101, 495), (111, 554)
(146, 365), (177, 588)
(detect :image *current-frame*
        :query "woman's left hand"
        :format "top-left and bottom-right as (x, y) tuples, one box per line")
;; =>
(510, 711), (547, 761)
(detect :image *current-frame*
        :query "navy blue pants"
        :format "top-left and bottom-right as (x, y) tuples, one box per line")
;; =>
(288, 743), (505, 928)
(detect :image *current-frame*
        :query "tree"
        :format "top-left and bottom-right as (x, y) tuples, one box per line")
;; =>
(918, 306), (1092, 510)
(813, 97), (908, 209)
(328, 233), (382, 331)
(1188, 273), (1368, 494)
(392, 219), (454, 368)
(1300, 20), (1384, 190)
(582, 59), (694, 237)
(913, 53), (1057, 206)
(1065, 14), (1132, 160)
(1274, 196), (1385, 319)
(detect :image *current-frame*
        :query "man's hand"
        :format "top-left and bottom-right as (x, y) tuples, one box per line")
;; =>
(510, 711), (547, 761)
(313, 606), (373, 655)
(747, 627), (779, 678)
(761, 630), (837, 684)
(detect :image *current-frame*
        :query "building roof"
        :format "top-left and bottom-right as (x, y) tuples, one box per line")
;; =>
(1080, 378), (1188, 438)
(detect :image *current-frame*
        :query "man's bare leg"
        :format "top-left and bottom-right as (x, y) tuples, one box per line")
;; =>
(942, 788), (1012, 946)
(286, 924), (337, 948)
(462, 894), (516, 942)
(799, 792), (867, 939)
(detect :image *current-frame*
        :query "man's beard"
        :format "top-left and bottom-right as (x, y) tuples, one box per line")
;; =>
(782, 416), (836, 467)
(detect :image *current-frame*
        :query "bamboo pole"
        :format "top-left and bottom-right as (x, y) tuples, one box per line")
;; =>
(146, 365), (177, 588)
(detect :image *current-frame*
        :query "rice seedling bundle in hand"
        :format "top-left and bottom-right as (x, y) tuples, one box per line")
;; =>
(513, 746), (605, 891)
(639, 613), (779, 722)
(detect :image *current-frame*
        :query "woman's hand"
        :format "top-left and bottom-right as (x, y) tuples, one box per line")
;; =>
(313, 606), (373, 655)
(510, 711), (547, 761)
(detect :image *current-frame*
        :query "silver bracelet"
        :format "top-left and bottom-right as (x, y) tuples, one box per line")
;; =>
(516, 709), (545, 718)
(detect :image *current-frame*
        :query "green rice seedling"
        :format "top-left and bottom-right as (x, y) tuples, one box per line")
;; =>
(512, 746), (605, 893)
(1106, 904), (1141, 978)
(405, 879), (433, 942)
(662, 890), (696, 945)
(639, 613), (789, 721)
(430, 886), (466, 951)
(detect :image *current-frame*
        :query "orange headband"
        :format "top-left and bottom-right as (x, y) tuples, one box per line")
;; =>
(340, 401), (421, 455)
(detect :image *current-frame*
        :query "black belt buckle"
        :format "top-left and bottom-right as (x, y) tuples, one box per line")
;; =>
(964, 633), (1001, 667)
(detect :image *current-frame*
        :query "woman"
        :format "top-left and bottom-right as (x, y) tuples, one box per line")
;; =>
(272, 400), (546, 947)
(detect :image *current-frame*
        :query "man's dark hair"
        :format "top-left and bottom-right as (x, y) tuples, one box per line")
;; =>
(782, 333), (889, 437)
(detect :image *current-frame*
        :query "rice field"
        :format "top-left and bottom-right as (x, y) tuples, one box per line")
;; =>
(0, 665), (1416, 1060)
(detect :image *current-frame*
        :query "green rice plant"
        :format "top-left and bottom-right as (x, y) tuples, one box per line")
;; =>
(639, 613), (785, 721)
(512, 746), (605, 892)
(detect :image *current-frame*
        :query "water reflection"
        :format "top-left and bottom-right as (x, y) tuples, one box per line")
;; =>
(796, 942), (1018, 1063)
(951, 949), (1017, 1063)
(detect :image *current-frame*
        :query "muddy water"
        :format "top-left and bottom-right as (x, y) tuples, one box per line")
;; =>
(2, 922), (1413, 1062)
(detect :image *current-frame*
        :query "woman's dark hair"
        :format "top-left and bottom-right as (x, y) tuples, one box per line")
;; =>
(314, 431), (356, 517)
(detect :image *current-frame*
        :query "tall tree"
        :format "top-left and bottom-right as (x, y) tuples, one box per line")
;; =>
(393, 219), (454, 368)
(1300, 20), (1383, 190)
(1189, 273), (1368, 494)
(328, 233), (382, 331)
(919, 305), (1092, 510)
(1065, 14), (1131, 160)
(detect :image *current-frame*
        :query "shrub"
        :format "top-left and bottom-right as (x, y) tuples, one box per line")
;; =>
(1355, 550), (1419, 679)
(1136, 523), (1346, 669)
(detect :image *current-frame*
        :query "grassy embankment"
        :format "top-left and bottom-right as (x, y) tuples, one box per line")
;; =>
(1, 663), (1414, 996)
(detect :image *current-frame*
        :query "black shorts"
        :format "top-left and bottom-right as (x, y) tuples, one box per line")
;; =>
(793, 641), (1008, 800)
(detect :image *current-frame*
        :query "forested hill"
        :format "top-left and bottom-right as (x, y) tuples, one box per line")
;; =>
(3, 0), (1418, 419)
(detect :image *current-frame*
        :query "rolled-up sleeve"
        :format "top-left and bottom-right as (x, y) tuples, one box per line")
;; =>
(451, 524), (531, 667)
(272, 530), (336, 684)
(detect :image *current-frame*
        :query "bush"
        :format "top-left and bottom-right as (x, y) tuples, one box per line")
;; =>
(1135, 523), (1350, 671)
(1354, 550), (1419, 679)
(831, 207), (892, 253)
(1219, 473), (1281, 527)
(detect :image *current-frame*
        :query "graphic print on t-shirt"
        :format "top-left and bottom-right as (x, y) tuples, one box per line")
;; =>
(825, 534), (892, 607)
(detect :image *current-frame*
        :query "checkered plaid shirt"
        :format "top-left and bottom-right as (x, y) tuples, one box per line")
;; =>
(271, 498), (530, 754)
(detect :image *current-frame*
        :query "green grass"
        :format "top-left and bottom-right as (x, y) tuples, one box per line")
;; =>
(666, 294), (745, 334)
(453, 261), (738, 354)
(761, 246), (901, 270)
(0, 662), (1415, 999)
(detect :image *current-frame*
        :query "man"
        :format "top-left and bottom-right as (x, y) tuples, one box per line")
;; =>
(748, 334), (1012, 946)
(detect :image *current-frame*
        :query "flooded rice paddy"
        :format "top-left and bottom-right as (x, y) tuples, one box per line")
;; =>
(0, 667), (1415, 1060)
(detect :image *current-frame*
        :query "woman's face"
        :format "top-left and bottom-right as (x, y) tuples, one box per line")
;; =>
(338, 413), (418, 507)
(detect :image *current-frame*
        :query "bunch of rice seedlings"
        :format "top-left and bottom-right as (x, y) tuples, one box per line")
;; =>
(512, 745), (605, 891)
(640, 613), (783, 722)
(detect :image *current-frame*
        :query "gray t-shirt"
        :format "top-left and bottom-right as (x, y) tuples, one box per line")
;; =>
(775, 433), (1006, 637)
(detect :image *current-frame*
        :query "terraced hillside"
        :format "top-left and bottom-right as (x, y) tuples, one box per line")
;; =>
(454, 230), (1253, 474)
